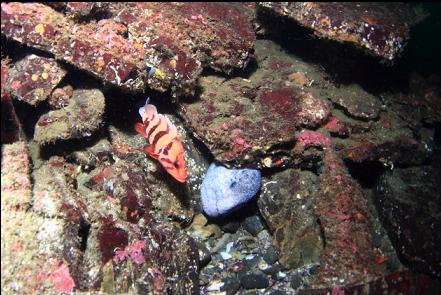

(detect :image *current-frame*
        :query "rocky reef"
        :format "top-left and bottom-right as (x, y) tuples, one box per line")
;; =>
(2, 2), (441, 295)
(259, 2), (426, 61)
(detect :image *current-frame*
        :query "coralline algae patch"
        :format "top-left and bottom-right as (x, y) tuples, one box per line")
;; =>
(6, 55), (66, 106)
(310, 149), (384, 287)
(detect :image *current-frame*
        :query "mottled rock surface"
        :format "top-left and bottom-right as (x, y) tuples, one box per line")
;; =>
(1, 142), (75, 294)
(34, 88), (105, 144)
(311, 150), (384, 287)
(2, 139), (201, 294)
(326, 83), (382, 119)
(259, 169), (322, 269)
(334, 108), (430, 165)
(6, 54), (66, 105)
(180, 40), (331, 167)
(298, 270), (439, 295)
(2, 3), (441, 294)
(259, 2), (426, 60)
(376, 164), (441, 279)
(1, 2), (255, 96)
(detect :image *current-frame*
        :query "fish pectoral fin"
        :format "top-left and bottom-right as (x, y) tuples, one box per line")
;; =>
(143, 145), (159, 159)
(135, 123), (147, 138)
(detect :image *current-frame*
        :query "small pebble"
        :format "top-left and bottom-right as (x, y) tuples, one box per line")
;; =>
(262, 246), (279, 265)
(240, 271), (269, 290)
(220, 276), (241, 295)
(242, 215), (265, 236)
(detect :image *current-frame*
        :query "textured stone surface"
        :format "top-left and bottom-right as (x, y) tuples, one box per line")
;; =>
(12, 141), (201, 294)
(334, 108), (430, 165)
(1, 142), (75, 294)
(311, 149), (384, 287)
(258, 169), (323, 269)
(6, 54), (66, 106)
(326, 83), (382, 120)
(1, 2), (255, 96)
(298, 270), (439, 295)
(34, 88), (105, 144)
(2, 3), (441, 293)
(375, 165), (441, 279)
(259, 2), (426, 60)
(47, 85), (73, 110)
(180, 40), (331, 167)
(113, 2), (255, 75)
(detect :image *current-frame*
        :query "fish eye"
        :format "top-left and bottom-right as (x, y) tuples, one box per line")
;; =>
(173, 161), (179, 169)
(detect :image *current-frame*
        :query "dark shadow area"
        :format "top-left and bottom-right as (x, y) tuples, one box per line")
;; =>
(344, 160), (385, 189)
(78, 223), (91, 252)
(199, 56), (259, 81)
(433, 121), (441, 145)
(11, 99), (49, 140)
(103, 85), (153, 133)
(1, 36), (54, 61)
(206, 196), (260, 232)
(39, 130), (107, 161)
(256, 3), (441, 97)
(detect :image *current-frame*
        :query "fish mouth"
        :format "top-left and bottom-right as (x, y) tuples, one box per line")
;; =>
(175, 176), (187, 183)
(172, 173), (188, 183)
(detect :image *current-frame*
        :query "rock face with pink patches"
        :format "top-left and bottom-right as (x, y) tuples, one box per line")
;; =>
(6, 54), (66, 106)
(2, 2), (441, 294)
(1, 142), (73, 294)
(180, 41), (331, 167)
(1, 138), (201, 294)
(311, 149), (383, 288)
(113, 2), (255, 75)
(259, 2), (426, 60)
(1, 2), (255, 96)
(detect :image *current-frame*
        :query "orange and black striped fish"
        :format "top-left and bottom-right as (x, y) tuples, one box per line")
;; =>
(135, 98), (188, 183)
